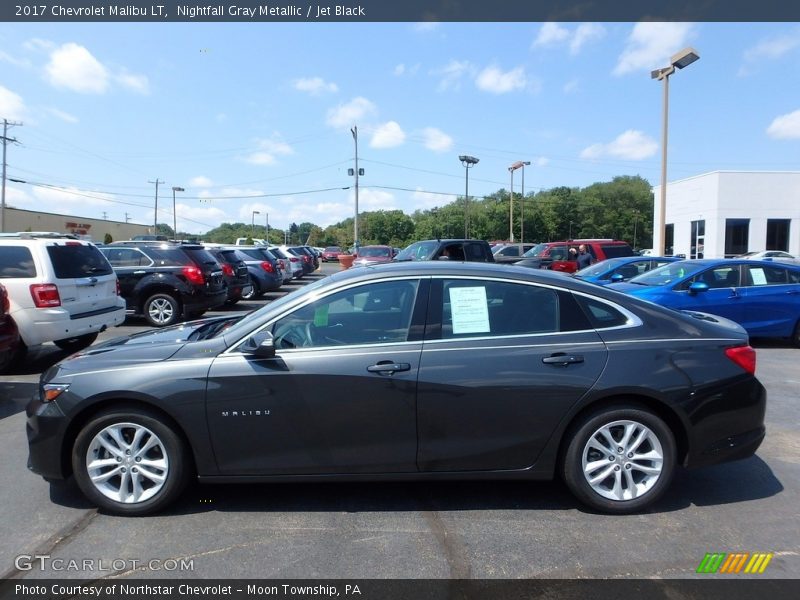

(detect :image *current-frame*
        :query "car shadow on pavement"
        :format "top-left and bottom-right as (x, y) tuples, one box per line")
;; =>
(0, 382), (37, 419)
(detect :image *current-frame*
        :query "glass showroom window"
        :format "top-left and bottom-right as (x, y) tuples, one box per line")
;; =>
(725, 219), (750, 257)
(766, 219), (790, 252)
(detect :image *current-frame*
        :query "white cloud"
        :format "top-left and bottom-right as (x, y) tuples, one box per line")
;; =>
(115, 70), (150, 94)
(563, 79), (579, 94)
(370, 121), (406, 148)
(433, 60), (472, 92)
(421, 127), (453, 152)
(0, 51), (31, 68)
(0, 86), (27, 120)
(475, 65), (527, 94)
(394, 63), (419, 77)
(326, 97), (378, 128)
(533, 23), (569, 47)
(580, 130), (658, 160)
(571, 23), (606, 55)
(23, 38), (55, 53)
(46, 107), (78, 123)
(244, 137), (294, 165)
(353, 188), (397, 210)
(412, 188), (456, 210)
(175, 203), (228, 235)
(44, 43), (109, 93)
(413, 22), (440, 33)
(293, 77), (338, 95)
(534, 156), (550, 167)
(189, 176), (214, 187)
(394, 64), (406, 76)
(215, 113), (227, 123)
(532, 23), (604, 54)
(613, 23), (696, 76)
(740, 31), (800, 76)
(767, 109), (800, 139)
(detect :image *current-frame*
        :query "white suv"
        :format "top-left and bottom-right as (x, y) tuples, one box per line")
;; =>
(0, 233), (125, 361)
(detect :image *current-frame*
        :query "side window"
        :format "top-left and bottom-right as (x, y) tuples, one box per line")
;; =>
(441, 280), (559, 338)
(613, 260), (648, 280)
(271, 280), (419, 349)
(745, 265), (788, 286)
(0, 246), (36, 278)
(576, 295), (630, 329)
(550, 246), (568, 261)
(465, 243), (488, 261)
(678, 266), (740, 290)
(102, 248), (151, 267)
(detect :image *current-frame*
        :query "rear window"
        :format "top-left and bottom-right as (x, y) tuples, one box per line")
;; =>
(213, 250), (241, 264)
(179, 247), (220, 267)
(237, 248), (274, 261)
(600, 244), (634, 259)
(0, 246), (37, 278)
(47, 244), (113, 278)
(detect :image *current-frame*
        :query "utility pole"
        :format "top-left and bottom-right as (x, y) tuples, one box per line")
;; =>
(1, 119), (23, 233)
(350, 126), (362, 251)
(102, 211), (108, 220)
(148, 178), (164, 232)
(125, 212), (131, 223)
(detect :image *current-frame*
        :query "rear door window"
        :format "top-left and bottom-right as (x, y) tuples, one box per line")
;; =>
(47, 244), (113, 278)
(600, 244), (633, 259)
(0, 246), (36, 278)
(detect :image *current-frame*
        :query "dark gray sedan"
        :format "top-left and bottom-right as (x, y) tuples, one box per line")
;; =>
(27, 262), (766, 515)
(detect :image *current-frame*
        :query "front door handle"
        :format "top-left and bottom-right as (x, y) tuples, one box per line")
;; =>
(542, 353), (584, 366)
(367, 361), (411, 375)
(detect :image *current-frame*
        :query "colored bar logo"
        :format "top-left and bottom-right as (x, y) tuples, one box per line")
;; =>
(696, 552), (774, 574)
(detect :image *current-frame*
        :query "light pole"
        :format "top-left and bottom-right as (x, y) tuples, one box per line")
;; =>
(171, 186), (184, 240)
(508, 161), (526, 243)
(251, 210), (260, 236)
(651, 47), (699, 255)
(265, 212), (269, 244)
(632, 210), (639, 250)
(459, 155), (479, 238)
(569, 221), (574, 240)
(517, 161), (531, 246)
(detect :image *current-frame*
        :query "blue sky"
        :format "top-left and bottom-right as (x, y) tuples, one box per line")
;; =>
(1, 22), (799, 235)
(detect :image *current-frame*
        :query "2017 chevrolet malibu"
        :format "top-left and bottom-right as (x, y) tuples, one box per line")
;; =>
(27, 262), (766, 516)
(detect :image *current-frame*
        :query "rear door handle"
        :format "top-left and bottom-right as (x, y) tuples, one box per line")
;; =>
(367, 362), (411, 375)
(542, 354), (584, 366)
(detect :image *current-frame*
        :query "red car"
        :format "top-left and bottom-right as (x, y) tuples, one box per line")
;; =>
(0, 283), (22, 372)
(352, 245), (396, 266)
(321, 246), (343, 262)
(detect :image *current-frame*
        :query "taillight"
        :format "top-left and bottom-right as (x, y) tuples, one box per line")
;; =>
(725, 345), (756, 375)
(116, 278), (121, 296)
(303, 256), (311, 263)
(221, 263), (234, 277)
(260, 261), (274, 273)
(182, 266), (205, 285)
(30, 284), (61, 308)
(290, 257), (299, 263)
(1, 288), (9, 312)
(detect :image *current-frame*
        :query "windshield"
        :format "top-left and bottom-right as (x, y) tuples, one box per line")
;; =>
(575, 257), (628, 278)
(395, 241), (439, 261)
(358, 246), (391, 258)
(522, 243), (549, 258)
(627, 261), (705, 286)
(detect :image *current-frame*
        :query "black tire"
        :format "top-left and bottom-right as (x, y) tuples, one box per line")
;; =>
(792, 320), (800, 349)
(562, 405), (676, 514)
(0, 340), (25, 373)
(71, 407), (191, 516)
(143, 293), (180, 327)
(54, 332), (99, 352)
(241, 277), (262, 300)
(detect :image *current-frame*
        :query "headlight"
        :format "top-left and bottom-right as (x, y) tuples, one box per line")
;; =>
(41, 383), (69, 403)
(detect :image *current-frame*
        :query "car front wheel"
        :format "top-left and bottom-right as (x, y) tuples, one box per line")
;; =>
(562, 405), (676, 514)
(143, 293), (180, 327)
(72, 407), (191, 515)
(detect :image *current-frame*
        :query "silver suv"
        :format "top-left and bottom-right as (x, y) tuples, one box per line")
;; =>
(0, 233), (125, 363)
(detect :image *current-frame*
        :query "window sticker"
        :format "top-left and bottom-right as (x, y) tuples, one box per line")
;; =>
(750, 268), (767, 286)
(449, 286), (490, 334)
(314, 304), (329, 327)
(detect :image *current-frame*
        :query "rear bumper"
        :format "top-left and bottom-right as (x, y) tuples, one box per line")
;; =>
(181, 289), (227, 313)
(13, 299), (126, 347)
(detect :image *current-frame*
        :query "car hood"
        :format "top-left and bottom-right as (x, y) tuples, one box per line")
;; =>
(45, 316), (240, 376)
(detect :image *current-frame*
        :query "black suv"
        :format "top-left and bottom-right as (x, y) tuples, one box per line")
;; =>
(204, 247), (251, 305)
(394, 239), (495, 263)
(100, 242), (227, 326)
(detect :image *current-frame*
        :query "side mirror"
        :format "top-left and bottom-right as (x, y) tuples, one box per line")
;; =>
(242, 330), (276, 358)
(610, 273), (625, 283)
(688, 282), (709, 295)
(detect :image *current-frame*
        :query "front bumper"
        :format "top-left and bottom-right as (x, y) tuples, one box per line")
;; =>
(26, 395), (69, 481)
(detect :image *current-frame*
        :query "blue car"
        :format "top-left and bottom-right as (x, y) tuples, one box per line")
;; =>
(609, 259), (800, 346)
(574, 256), (680, 285)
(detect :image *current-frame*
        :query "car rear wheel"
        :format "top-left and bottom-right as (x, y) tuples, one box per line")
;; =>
(72, 407), (191, 515)
(792, 320), (800, 348)
(241, 277), (262, 300)
(143, 293), (180, 327)
(54, 332), (99, 352)
(562, 406), (675, 514)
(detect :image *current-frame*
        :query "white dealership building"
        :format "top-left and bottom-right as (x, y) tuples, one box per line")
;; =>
(652, 171), (800, 259)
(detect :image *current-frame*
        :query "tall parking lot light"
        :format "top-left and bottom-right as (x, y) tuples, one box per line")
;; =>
(459, 155), (479, 238)
(508, 161), (526, 243)
(171, 186), (184, 240)
(519, 161), (531, 246)
(651, 47), (699, 255)
(252, 210), (260, 236)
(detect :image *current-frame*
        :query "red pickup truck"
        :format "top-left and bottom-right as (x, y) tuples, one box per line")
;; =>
(514, 239), (634, 273)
